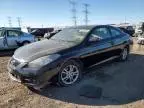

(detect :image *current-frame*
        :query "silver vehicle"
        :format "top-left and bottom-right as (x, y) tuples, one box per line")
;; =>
(135, 22), (144, 36)
(137, 34), (144, 44)
(0, 28), (35, 50)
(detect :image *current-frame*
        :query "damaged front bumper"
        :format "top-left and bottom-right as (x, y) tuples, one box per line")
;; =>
(7, 58), (60, 90)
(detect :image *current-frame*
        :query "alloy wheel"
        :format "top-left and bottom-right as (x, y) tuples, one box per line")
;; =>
(60, 64), (79, 85)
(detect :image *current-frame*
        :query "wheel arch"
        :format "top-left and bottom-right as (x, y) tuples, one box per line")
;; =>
(125, 44), (130, 52)
(70, 58), (84, 70)
(22, 40), (31, 44)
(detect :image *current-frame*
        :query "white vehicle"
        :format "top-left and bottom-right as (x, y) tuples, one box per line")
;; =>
(0, 28), (35, 50)
(135, 22), (144, 36)
(137, 34), (144, 44)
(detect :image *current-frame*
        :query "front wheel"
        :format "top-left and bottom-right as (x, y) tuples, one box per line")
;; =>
(119, 47), (129, 61)
(58, 60), (82, 87)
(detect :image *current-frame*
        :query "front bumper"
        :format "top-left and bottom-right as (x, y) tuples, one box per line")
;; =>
(7, 58), (61, 89)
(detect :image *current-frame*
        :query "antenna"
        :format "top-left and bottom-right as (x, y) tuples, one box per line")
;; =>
(69, 0), (77, 26)
(8, 16), (12, 27)
(83, 3), (90, 26)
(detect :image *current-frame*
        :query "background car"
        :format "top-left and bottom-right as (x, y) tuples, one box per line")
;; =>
(8, 25), (131, 90)
(29, 28), (54, 38)
(0, 28), (35, 50)
(119, 26), (135, 36)
(135, 22), (144, 37)
(44, 29), (62, 39)
(137, 34), (144, 44)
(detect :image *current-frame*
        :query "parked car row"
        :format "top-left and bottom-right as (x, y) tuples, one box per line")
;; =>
(7, 25), (132, 90)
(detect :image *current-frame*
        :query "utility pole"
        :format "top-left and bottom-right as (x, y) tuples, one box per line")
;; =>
(8, 16), (12, 27)
(17, 17), (22, 27)
(42, 24), (43, 28)
(69, 0), (77, 27)
(83, 3), (90, 26)
(125, 16), (127, 24)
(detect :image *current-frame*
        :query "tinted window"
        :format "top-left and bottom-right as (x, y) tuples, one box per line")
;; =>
(7, 30), (22, 37)
(110, 27), (121, 37)
(91, 27), (110, 39)
(0, 30), (3, 37)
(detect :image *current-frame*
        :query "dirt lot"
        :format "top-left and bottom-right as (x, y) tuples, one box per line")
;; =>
(1, 42), (144, 108)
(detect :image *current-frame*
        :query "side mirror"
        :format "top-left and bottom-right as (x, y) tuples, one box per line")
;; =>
(89, 34), (102, 42)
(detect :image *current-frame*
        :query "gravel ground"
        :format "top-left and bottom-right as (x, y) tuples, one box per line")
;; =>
(1, 43), (144, 108)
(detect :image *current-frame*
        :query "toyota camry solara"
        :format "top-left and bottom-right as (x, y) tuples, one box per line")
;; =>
(8, 25), (131, 90)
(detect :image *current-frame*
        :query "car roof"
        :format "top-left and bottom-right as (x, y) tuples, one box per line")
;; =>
(67, 25), (112, 30)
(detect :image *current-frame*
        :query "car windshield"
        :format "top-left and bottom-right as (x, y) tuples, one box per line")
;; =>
(50, 28), (90, 43)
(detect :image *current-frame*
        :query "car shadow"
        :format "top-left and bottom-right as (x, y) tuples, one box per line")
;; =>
(31, 53), (144, 106)
(0, 49), (15, 57)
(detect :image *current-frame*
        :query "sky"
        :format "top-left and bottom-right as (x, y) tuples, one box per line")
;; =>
(0, 0), (144, 27)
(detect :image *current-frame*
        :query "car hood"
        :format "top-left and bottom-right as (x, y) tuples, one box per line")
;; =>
(14, 39), (75, 62)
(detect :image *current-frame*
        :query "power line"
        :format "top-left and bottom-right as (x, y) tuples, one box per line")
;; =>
(69, 0), (77, 27)
(8, 16), (12, 27)
(83, 3), (90, 26)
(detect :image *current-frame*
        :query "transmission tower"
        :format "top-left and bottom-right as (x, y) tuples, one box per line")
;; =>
(8, 16), (12, 27)
(17, 17), (22, 27)
(69, 0), (77, 27)
(83, 3), (90, 26)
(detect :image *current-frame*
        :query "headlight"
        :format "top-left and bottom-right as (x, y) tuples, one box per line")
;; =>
(29, 54), (61, 67)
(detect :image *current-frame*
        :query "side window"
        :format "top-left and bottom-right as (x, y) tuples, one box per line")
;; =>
(7, 30), (22, 37)
(0, 30), (3, 37)
(110, 27), (121, 37)
(91, 27), (111, 39)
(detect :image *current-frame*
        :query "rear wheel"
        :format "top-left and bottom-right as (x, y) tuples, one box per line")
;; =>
(58, 60), (82, 87)
(119, 47), (129, 61)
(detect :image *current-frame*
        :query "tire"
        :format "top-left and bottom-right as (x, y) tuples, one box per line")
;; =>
(23, 41), (30, 46)
(58, 60), (82, 87)
(119, 47), (129, 61)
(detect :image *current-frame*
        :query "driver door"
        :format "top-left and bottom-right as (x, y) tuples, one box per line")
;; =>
(6, 30), (21, 48)
(0, 30), (7, 49)
(80, 26), (113, 67)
